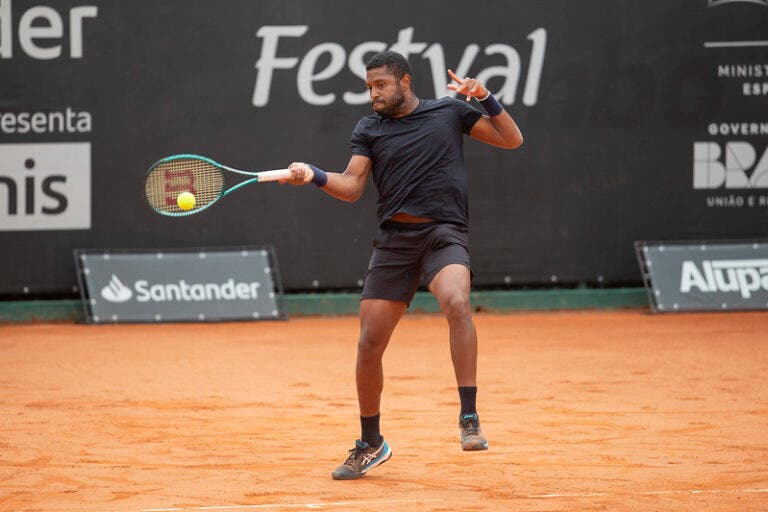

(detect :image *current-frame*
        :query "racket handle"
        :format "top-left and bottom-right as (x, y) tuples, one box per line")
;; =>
(256, 169), (292, 182)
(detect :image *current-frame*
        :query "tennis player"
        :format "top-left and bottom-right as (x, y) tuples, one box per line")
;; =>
(283, 51), (523, 480)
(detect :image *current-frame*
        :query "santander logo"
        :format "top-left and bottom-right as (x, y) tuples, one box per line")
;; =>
(100, 274), (133, 303)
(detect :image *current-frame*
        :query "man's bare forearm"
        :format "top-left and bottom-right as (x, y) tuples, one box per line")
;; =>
(488, 111), (524, 149)
(320, 171), (367, 203)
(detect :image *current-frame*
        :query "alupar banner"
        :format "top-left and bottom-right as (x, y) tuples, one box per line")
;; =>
(1, 1), (768, 297)
(637, 240), (768, 312)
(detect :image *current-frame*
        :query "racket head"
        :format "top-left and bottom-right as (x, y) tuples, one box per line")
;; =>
(143, 154), (226, 216)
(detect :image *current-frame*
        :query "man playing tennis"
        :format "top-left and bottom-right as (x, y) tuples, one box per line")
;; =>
(284, 51), (523, 480)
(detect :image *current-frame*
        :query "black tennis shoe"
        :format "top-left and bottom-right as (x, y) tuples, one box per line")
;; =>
(331, 439), (391, 480)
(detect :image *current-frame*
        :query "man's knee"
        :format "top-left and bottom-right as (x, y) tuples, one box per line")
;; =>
(441, 293), (472, 322)
(358, 327), (388, 358)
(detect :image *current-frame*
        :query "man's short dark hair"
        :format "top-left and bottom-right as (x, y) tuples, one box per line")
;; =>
(366, 51), (413, 87)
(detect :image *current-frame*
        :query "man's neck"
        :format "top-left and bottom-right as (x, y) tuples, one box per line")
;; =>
(391, 95), (420, 118)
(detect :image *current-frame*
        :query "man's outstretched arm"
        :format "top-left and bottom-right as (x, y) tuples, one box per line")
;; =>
(447, 69), (524, 150)
(281, 155), (373, 202)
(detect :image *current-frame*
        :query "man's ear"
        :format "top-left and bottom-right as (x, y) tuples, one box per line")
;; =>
(400, 73), (412, 91)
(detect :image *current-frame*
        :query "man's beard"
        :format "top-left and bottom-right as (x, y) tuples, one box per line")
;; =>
(374, 88), (405, 117)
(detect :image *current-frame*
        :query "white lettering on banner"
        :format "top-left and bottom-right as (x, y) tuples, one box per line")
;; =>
(680, 260), (768, 299)
(715, 65), (768, 96)
(253, 25), (307, 106)
(717, 64), (768, 78)
(743, 82), (768, 95)
(707, 122), (768, 136)
(297, 42), (346, 105)
(0, 108), (92, 134)
(693, 142), (768, 189)
(134, 279), (261, 303)
(253, 26), (546, 107)
(706, 194), (746, 207)
(0, 143), (90, 231)
(0, 0), (98, 59)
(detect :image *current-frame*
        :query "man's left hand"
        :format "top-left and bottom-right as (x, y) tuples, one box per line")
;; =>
(447, 69), (487, 102)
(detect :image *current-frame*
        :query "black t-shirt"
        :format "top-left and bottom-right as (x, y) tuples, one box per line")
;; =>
(350, 97), (482, 227)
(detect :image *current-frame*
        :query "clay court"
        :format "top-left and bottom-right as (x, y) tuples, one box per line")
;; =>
(1, 309), (767, 511)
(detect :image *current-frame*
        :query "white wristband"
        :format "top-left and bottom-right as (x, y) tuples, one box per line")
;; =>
(476, 90), (491, 101)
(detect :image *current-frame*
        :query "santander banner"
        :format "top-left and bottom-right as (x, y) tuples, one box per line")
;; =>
(75, 247), (284, 323)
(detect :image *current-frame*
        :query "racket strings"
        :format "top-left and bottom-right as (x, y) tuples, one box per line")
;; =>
(144, 158), (225, 214)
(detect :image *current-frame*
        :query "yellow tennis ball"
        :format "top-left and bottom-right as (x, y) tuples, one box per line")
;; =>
(177, 191), (196, 211)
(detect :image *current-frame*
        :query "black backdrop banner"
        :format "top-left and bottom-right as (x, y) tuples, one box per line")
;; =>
(1, 0), (767, 296)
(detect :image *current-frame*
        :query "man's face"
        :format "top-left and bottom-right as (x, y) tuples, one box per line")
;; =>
(366, 66), (406, 117)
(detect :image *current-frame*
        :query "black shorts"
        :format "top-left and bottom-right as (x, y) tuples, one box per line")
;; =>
(361, 221), (471, 306)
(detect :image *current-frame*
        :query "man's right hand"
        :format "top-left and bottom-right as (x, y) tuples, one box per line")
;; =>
(280, 162), (315, 185)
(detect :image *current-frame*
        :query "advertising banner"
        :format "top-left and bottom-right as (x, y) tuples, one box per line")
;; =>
(74, 247), (284, 323)
(636, 240), (768, 312)
(1, 0), (768, 297)
(0, 142), (91, 231)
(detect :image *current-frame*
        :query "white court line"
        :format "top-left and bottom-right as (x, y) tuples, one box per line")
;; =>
(526, 493), (607, 498)
(131, 489), (768, 512)
(703, 40), (768, 47)
(643, 489), (768, 496)
(137, 498), (474, 512)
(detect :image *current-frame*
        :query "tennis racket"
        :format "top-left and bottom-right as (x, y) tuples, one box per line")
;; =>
(143, 154), (292, 217)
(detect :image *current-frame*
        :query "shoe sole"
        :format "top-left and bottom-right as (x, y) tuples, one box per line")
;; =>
(331, 445), (392, 480)
(460, 434), (489, 451)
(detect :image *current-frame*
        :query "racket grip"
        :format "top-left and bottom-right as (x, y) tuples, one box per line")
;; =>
(256, 169), (292, 182)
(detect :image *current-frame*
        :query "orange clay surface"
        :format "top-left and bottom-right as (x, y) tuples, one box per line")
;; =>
(1, 310), (767, 512)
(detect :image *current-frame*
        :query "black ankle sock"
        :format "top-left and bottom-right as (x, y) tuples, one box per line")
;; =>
(458, 386), (477, 416)
(360, 414), (383, 448)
